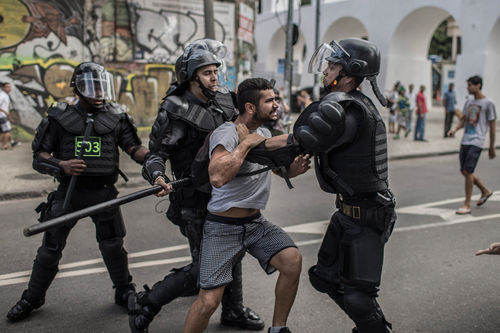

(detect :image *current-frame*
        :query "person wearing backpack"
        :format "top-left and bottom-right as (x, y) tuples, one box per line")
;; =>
(130, 39), (264, 332)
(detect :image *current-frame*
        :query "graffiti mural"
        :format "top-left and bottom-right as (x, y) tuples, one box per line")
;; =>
(0, 0), (240, 131)
(129, 0), (235, 65)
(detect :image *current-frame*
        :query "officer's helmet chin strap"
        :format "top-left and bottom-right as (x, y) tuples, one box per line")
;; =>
(196, 78), (217, 104)
(367, 76), (388, 107)
(324, 72), (345, 93)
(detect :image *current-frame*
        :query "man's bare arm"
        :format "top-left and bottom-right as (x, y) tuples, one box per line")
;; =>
(209, 133), (265, 188)
(489, 120), (496, 159)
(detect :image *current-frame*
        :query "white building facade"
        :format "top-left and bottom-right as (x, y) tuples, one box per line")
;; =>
(254, 0), (500, 107)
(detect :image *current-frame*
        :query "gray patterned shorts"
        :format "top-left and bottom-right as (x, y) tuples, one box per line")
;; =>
(199, 212), (296, 289)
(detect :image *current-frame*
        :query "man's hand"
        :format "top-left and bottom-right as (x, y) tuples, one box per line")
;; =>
(475, 242), (500, 256)
(489, 147), (496, 159)
(154, 176), (174, 197)
(287, 154), (311, 178)
(236, 123), (250, 143)
(59, 159), (86, 176)
(447, 129), (455, 137)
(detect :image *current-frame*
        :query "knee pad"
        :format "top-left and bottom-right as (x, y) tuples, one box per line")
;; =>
(308, 266), (332, 294)
(95, 209), (126, 241)
(99, 237), (125, 258)
(35, 246), (62, 268)
(343, 290), (374, 321)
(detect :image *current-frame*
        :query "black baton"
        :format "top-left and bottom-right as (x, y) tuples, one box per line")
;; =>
(62, 116), (94, 211)
(24, 177), (191, 237)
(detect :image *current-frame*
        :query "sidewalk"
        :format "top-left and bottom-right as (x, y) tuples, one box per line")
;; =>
(0, 106), (498, 201)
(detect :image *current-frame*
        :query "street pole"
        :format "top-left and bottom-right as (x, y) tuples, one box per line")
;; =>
(285, 0), (294, 107)
(204, 0), (215, 39)
(313, 0), (321, 101)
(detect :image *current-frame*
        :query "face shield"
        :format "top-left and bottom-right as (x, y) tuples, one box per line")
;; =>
(308, 41), (351, 74)
(75, 71), (115, 101)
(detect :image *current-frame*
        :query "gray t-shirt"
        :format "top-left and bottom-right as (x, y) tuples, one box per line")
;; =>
(207, 122), (272, 213)
(461, 97), (497, 148)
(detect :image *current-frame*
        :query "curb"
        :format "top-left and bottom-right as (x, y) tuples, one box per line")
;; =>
(0, 178), (147, 202)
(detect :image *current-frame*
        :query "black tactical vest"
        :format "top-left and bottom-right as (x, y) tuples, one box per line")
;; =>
(160, 91), (238, 179)
(50, 103), (122, 176)
(315, 91), (388, 195)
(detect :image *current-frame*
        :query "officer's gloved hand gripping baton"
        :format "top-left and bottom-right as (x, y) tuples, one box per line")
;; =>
(23, 177), (191, 237)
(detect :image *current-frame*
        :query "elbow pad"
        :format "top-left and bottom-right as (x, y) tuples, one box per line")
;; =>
(33, 154), (62, 179)
(293, 100), (345, 152)
(142, 153), (169, 185)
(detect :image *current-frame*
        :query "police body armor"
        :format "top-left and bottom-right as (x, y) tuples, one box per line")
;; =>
(315, 91), (388, 196)
(49, 103), (124, 178)
(154, 91), (237, 179)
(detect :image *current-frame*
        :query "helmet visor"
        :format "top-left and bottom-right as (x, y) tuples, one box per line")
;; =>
(308, 41), (351, 74)
(75, 71), (115, 101)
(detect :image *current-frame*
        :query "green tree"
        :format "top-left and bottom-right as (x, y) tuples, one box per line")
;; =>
(428, 18), (453, 60)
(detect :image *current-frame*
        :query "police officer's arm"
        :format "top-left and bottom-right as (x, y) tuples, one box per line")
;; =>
(208, 132), (266, 188)
(141, 110), (177, 196)
(32, 118), (86, 177)
(257, 134), (311, 178)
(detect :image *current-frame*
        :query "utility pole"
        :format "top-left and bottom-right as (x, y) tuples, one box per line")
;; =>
(313, 0), (321, 101)
(285, 0), (294, 106)
(204, 0), (215, 39)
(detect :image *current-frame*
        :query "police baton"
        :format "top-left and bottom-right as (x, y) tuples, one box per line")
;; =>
(23, 177), (191, 237)
(62, 116), (94, 211)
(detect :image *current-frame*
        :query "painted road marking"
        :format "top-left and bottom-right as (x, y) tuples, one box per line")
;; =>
(1, 194), (499, 286)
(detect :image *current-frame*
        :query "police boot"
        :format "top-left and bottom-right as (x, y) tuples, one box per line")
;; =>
(220, 262), (265, 330)
(6, 290), (45, 322)
(128, 287), (160, 333)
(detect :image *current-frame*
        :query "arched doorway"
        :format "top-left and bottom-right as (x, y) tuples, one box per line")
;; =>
(322, 16), (368, 43)
(385, 6), (456, 104)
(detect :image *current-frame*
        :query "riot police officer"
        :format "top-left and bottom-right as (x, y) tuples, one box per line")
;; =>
(6, 62), (148, 322)
(129, 39), (264, 332)
(294, 38), (396, 332)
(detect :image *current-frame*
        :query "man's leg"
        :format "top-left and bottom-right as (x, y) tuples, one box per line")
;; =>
(461, 170), (474, 209)
(268, 247), (302, 327)
(472, 174), (491, 197)
(184, 286), (225, 332)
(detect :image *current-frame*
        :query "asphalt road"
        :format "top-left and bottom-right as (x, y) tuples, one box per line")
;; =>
(1, 153), (499, 333)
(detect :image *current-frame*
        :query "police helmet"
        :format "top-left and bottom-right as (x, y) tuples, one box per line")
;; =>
(70, 62), (115, 101)
(178, 39), (226, 84)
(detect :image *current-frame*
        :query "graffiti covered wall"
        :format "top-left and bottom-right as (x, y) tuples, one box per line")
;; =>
(0, 0), (238, 130)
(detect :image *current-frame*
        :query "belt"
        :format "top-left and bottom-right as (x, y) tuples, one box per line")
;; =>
(339, 202), (362, 219)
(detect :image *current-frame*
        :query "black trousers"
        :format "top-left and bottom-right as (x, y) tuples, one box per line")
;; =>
(25, 184), (130, 302)
(311, 211), (390, 333)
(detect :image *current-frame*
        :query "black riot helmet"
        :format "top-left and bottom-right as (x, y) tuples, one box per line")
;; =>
(70, 62), (115, 109)
(170, 39), (226, 98)
(309, 38), (387, 106)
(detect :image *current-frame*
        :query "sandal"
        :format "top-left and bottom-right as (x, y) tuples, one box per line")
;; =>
(477, 191), (493, 206)
(456, 207), (471, 215)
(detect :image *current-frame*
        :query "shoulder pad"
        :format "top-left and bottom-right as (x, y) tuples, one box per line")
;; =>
(149, 110), (170, 152)
(47, 102), (68, 117)
(161, 95), (189, 115)
(104, 102), (126, 114)
(214, 92), (239, 120)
